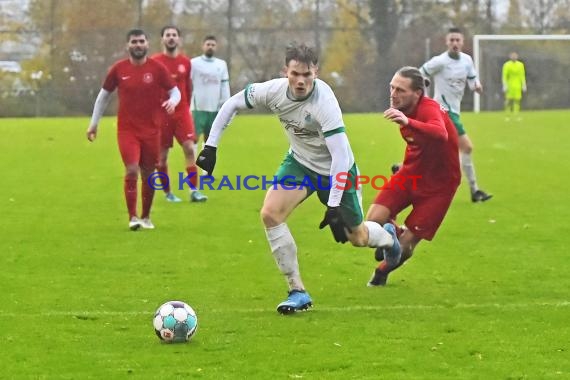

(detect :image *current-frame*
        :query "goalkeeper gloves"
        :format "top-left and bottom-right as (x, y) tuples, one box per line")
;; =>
(196, 145), (217, 175)
(319, 206), (352, 244)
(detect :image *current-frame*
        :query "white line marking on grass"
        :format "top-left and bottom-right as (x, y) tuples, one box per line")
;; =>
(0, 301), (568, 317)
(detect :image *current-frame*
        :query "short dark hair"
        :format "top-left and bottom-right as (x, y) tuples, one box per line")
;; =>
(396, 66), (430, 93)
(203, 35), (216, 42)
(126, 28), (147, 42)
(447, 27), (462, 35)
(161, 25), (181, 37)
(285, 42), (318, 67)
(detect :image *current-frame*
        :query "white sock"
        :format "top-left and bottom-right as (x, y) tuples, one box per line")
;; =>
(265, 223), (304, 291)
(460, 152), (478, 194)
(365, 221), (393, 248)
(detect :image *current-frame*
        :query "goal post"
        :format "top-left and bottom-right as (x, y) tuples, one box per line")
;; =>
(473, 34), (570, 112)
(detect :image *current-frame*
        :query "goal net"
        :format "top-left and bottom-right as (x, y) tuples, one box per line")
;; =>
(473, 35), (570, 112)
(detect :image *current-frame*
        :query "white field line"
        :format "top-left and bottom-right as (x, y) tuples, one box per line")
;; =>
(0, 301), (568, 317)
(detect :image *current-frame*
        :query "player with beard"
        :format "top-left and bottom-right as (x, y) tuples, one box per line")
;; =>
(152, 26), (206, 203)
(420, 27), (492, 203)
(366, 66), (461, 286)
(190, 36), (231, 153)
(87, 29), (180, 230)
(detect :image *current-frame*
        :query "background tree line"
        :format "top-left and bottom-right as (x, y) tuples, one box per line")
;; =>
(0, 0), (568, 116)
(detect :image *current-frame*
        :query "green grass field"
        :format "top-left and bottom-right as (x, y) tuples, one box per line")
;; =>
(1, 111), (569, 379)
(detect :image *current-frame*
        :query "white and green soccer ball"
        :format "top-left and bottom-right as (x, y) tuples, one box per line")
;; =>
(153, 301), (198, 343)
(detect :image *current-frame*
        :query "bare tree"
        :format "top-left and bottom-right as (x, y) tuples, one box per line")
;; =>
(521, 0), (570, 33)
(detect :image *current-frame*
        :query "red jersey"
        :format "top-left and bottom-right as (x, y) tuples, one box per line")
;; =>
(151, 53), (191, 115)
(398, 96), (461, 193)
(102, 58), (175, 131)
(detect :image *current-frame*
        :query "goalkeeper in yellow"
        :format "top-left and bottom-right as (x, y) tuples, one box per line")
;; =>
(502, 52), (527, 119)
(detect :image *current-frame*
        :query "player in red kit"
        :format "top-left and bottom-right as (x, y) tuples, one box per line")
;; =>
(86, 29), (180, 230)
(367, 66), (461, 286)
(152, 26), (207, 203)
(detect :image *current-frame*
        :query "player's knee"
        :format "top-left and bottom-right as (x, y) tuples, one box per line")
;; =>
(125, 165), (139, 178)
(182, 143), (195, 159)
(260, 206), (284, 227)
(347, 225), (368, 247)
(348, 235), (367, 247)
(460, 143), (473, 154)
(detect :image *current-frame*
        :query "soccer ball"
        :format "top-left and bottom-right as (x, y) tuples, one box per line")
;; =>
(153, 301), (198, 343)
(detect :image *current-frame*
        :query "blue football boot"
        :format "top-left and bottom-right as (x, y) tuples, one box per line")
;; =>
(381, 223), (401, 265)
(165, 192), (182, 202)
(276, 290), (313, 315)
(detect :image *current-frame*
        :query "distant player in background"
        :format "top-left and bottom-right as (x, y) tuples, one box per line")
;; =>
(367, 66), (460, 286)
(86, 29), (180, 230)
(502, 51), (527, 121)
(152, 26), (207, 203)
(191, 35), (230, 153)
(420, 27), (492, 203)
(195, 42), (400, 315)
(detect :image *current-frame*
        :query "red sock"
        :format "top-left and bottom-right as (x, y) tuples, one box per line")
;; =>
(156, 164), (171, 194)
(124, 175), (138, 219)
(141, 174), (155, 219)
(378, 255), (408, 273)
(187, 165), (198, 189)
(378, 261), (390, 273)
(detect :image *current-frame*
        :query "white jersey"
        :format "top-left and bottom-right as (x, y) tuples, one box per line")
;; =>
(245, 78), (354, 175)
(190, 55), (230, 112)
(420, 51), (480, 114)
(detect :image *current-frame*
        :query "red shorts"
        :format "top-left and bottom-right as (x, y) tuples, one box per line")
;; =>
(161, 111), (196, 149)
(117, 129), (160, 170)
(373, 178), (458, 241)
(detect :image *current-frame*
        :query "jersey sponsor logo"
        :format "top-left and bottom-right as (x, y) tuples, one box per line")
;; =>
(287, 124), (319, 137)
(121, 75), (131, 80)
(199, 73), (220, 84)
(143, 73), (153, 83)
(280, 117), (319, 138)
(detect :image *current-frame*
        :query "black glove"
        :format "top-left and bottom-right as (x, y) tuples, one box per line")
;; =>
(196, 145), (217, 175)
(319, 206), (352, 244)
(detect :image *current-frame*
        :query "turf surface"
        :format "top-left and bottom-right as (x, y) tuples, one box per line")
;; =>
(0, 111), (568, 378)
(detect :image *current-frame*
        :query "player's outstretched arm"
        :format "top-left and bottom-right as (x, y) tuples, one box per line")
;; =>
(87, 89), (112, 142)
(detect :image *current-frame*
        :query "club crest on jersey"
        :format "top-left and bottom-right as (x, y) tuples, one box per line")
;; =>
(143, 73), (153, 83)
(177, 64), (186, 74)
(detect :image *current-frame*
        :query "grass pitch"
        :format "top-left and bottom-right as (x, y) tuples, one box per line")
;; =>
(0, 111), (568, 379)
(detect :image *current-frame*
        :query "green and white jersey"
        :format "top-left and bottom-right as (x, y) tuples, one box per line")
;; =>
(190, 55), (230, 112)
(245, 78), (353, 176)
(420, 52), (480, 114)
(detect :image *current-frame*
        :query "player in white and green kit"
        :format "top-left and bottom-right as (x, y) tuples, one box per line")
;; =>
(190, 35), (230, 144)
(196, 43), (401, 315)
(420, 27), (492, 203)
